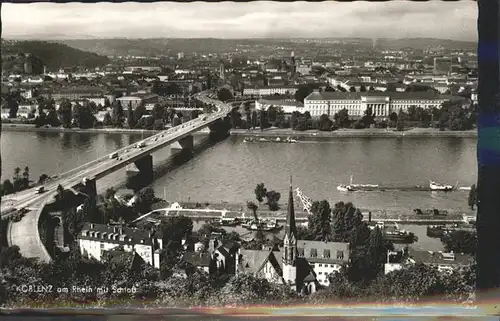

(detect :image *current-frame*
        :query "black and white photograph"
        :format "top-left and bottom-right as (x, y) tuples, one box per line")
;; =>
(0, 0), (499, 317)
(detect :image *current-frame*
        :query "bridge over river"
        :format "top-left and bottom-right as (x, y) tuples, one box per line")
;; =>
(1, 89), (234, 262)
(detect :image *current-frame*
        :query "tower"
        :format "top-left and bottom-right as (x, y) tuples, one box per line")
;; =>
(219, 63), (225, 82)
(282, 175), (298, 290)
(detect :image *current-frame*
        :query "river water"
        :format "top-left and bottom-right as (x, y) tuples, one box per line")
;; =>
(1, 130), (478, 251)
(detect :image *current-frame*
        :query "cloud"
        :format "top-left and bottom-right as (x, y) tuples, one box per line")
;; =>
(1, 1), (477, 40)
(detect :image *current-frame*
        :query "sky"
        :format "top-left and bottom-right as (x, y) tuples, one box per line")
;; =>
(2, 1), (478, 41)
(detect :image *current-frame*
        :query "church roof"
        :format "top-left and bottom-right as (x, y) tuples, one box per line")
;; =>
(284, 179), (297, 241)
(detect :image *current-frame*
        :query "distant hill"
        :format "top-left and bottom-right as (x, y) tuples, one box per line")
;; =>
(1, 40), (110, 73)
(55, 38), (477, 57)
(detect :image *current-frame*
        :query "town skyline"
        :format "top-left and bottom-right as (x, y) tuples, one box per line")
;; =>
(3, 2), (477, 41)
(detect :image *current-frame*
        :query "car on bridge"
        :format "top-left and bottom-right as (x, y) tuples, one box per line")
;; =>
(136, 141), (146, 149)
(109, 152), (119, 159)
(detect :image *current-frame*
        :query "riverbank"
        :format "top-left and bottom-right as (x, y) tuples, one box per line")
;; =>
(152, 200), (469, 225)
(2, 123), (476, 138)
(0, 123), (210, 135)
(230, 127), (478, 138)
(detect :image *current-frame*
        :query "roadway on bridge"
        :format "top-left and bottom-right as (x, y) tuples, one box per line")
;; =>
(3, 88), (232, 261)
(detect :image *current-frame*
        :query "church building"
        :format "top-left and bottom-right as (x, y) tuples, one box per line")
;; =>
(235, 178), (350, 294)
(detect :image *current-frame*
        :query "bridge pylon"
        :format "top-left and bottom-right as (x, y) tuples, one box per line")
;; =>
(171, 135), (194, 152)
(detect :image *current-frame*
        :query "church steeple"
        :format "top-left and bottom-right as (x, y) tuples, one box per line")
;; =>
(282, 175), (298, 289)
(284, 175), (297, 241)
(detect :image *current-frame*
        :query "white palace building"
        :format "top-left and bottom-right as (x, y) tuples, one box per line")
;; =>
(304, 91), (451, 118)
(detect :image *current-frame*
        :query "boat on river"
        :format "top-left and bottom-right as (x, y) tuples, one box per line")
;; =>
(337, 184), (355, 192)
(369, 221), (417, 244)
(242, 219), (282, 232)
(413, 208), (449, 216)
(426, 223), (476, 239)
(429, 181), (454, 191)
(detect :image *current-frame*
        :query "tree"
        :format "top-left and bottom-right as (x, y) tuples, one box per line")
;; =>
(8, 98), (19, 118)
(251, 110), (258, 129)
(294, 85), (315, 103)
(127, 102), (136, 129)
(102, 112), (112, 126)
(47, 109), (61, 127)
(468, 184), (478, 210)
(247, 201), (258, 221)
(331, 201), (364, 242)
(160, 216), (194, 253)
(307, 200), (333, 241)
(58, 100), (73, 128)
(396, 109), (407, 131)
(62, 207), (87, 242)
(111, 101), (124, 128)
(265, 190), (281, 211)
(254, 183), (267, 203)
(2, 179), (14, 195)
(318, 114), (333, 131)
(334, 108), (350, 128)
(274, 108), (286, 128)
(134, 187), (158, 214)
(362, 107), (375, 127)
(267, 106), (278, 124)
(441, 230), (477, 255)
(359, 85), (367, 92)
(74, 104), (95, 129)
(217, 88), (233, 102)
(38, 174), (49, 185)
(349, 87), (356, 92)
(259, 109), (268, 131)
(22, 166), (30, 189)
(290, 112), (300, 130)
(324, 86), (335, 92)
(134, 101), (147, 123)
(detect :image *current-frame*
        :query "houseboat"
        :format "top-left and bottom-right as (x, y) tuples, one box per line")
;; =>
(370, 221), (417, 244)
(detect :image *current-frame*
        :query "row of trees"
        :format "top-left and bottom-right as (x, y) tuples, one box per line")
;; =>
(234, 101), (475, 133)
(0, 166), (47, 196)
(101, 101), (200, 130)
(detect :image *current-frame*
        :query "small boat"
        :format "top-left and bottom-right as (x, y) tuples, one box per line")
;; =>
(219, 217), (241, 227)
(337, 175), (356, 192)
(286, 137), (298, 143)
(337, 184), (355, 192)
(258, 137), (269, 142)
(458, 186), (472, 191)
(429, 181), (454, 191)
(275, 137), (282, 142)
(427, 225), (446, 238)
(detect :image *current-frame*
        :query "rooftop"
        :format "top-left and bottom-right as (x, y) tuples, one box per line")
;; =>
(78, 222), (156, 246)
(296, 240), (350, 264)
(305, 91), (450, 101)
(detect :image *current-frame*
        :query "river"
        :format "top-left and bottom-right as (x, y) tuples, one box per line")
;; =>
(1, 130), (477, 251)
(1, 131), (477, 213)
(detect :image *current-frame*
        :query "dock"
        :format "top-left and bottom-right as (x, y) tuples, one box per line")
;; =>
(138, 206), (468, 226)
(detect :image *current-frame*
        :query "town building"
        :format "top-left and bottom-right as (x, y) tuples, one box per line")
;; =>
(116, 94), (159, 110)
(78, 223), (162, 269)
(243, 85), (298, 97)
(384, 248), (474, 275)
(304, 91), (450, 118)
(255, 96), (304, 114)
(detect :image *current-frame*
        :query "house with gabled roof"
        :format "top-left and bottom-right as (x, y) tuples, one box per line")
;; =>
(78, 222), (162, 269)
